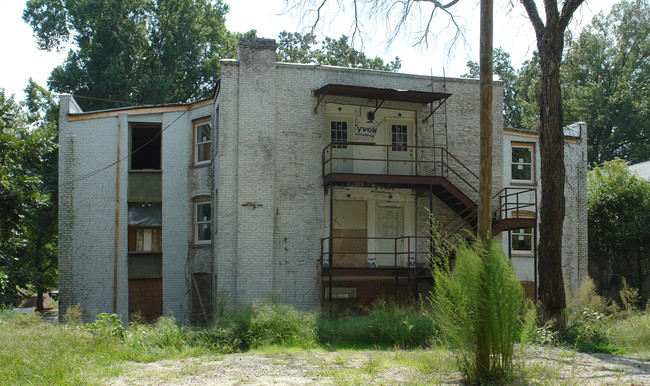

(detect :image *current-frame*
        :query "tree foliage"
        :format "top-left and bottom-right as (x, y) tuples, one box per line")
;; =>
(23, 0), (240, 110)
(563, 0), (650, 164)
(277, 32), (401, 71)
(588, 160), (650, 299)
(0, 83), (57, 307)
(462, 48), (522, 128)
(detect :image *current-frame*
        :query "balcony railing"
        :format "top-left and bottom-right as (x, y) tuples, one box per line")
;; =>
(322, 143), (479, 195)
(494, 187), (538, 221)
(320, 235), (430, 269)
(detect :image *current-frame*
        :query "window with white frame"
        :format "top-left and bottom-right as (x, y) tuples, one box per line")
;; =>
(511, 144), (534, 182)
(195, 201), (212, 243)
(194, 119), (211, 164)
(511, 228), (533, 252)
(330, 121), (348, 148)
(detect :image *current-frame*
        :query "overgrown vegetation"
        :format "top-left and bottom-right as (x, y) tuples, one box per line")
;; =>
(2, 281), (650, 384)
(523, 277), (650, 357)
(317, 301), (436, 349)
(588, 160), (650, 302)
(430, 239), (524, 383)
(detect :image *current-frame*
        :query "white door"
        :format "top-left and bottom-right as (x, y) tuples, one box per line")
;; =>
(375, 205), (404, 267)
(387, 122), (414, 175)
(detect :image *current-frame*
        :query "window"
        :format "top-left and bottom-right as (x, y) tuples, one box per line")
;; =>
(511, 144), (534, 182)
(131, 124), (162, 170)
(129, 228), (162, 252)
(194, 119), (211, 164)
(128, 203), (162, 252)
(330, 121), (348, 148)
(324, 287), (357, 299)
(512, 228), (533, 252)
(391, 124), (408, 151)
(195, 201), (212, 243)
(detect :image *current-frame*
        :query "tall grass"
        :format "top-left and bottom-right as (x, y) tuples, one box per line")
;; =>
(608, 312), (650, 356)
(317, 301), (437, 349)
(0, 310), (126, 384)
(430, 239), (523, 383)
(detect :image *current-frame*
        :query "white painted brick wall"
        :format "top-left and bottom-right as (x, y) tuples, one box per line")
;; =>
(60, 39), (585, 319)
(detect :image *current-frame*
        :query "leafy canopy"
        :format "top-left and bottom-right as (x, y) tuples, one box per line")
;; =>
(462, 48), (522, 129)
(24, 0), (239, 110)
(277, 31), (401, 71)
(563, 0), (650, 164)
(588, 160), (650, 293)
(0, 84), (58, 306)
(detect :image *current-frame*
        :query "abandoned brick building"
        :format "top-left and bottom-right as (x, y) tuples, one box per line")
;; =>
(58, 38), (588, 322)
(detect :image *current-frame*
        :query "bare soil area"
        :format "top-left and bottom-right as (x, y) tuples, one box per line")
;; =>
(108, 347), (650, 385)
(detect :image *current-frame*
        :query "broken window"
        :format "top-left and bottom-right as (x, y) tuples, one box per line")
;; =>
(128, 203), (162, 252)
(195, 201), (212, 243)
(129, 227), (162, 252)
(194, 118), (211, 164)
(131, 124), (161, 170)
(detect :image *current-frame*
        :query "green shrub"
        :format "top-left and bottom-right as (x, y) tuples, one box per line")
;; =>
(200, 295), (317, 352)
(561, 306), (619, 353)
(430, 239), (523, 383)
(561, 276), (620, 353)
(317, 302), (436, 348)
(246, 297), (317, 348)
(86, 313), (125, 341)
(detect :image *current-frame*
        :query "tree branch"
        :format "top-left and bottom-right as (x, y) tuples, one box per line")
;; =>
(559, 0), (586, 34)
(520, 0), (545, 42)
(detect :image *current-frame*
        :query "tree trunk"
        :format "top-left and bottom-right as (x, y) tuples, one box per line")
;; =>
(536, 25), (567, 325)
(36, 290), (44, 313)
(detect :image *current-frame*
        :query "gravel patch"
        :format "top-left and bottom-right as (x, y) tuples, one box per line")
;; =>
(108, 347), (650, 385)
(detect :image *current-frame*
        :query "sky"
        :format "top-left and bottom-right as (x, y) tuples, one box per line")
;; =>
(0, 0), (614, 101)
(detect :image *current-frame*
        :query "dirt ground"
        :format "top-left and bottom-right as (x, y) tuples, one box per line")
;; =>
(108, 346), (650, 385)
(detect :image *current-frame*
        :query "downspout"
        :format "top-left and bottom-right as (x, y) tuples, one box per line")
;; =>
(534, 224), (538, 301)
(113, 118), (122, 314)
(328, 182), (333, 308)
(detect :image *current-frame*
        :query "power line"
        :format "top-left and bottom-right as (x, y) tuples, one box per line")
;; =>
(0, 110), (190, 199)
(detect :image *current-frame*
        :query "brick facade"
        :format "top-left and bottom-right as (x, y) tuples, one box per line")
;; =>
(58, 38), (587, 321)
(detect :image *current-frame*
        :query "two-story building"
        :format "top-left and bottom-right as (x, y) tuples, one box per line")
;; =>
(58, 38), (587, 322)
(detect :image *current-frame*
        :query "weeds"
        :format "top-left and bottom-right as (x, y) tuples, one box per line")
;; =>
(430, 239), (523, 383)
(317, 301), (436, 349)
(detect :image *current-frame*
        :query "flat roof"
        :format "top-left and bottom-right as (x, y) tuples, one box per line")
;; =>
(313, 84), (451, 104)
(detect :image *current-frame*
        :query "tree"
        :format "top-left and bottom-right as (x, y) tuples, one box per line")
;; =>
(462, 48), (523, 129)
(20, 80), (59, 312)
(519, 0), (586, 324)
(513, 53), (542, 132)
(588, 160), (650, 301)
(24, 0), (240, 110)
(277, 31), (401, 71)
(0, 86), (54, 307)
(563, 0), (650, 165)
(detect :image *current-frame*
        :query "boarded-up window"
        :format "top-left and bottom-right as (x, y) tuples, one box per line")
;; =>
(331, 200), (367, 268)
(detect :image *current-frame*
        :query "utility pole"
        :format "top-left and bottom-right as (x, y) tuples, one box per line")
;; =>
(478, 0), (493, 243)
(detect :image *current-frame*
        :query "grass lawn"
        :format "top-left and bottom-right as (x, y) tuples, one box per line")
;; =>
(1, 303), (648, 385)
